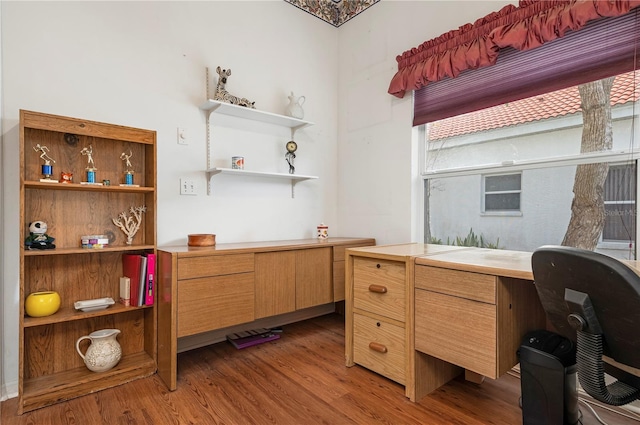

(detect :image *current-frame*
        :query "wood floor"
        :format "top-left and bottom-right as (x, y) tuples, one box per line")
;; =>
(2, 313), (639, 424)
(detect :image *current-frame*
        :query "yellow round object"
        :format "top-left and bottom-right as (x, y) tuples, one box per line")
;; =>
(25, 291), (61, 317)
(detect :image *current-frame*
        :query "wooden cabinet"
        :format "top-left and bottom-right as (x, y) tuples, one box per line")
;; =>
(295, 247), (332, 310)
(348, 255), (408, 385)
(19, 110), (157, 414)
(411, 248), (547, 400)
(158, 237), (374, 391)
(177, 254), (255, 337)
(414, 264), (545, 380)
(255, 247), (332, 318)
(255, 251), (296, 318)
(345, 243), (474, 401)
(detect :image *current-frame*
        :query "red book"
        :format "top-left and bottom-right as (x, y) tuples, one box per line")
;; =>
(122, 254), (142, 307)
(144, 253), (155, 306)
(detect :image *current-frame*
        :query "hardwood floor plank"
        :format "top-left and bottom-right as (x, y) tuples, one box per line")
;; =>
(3, 313), (639, 425)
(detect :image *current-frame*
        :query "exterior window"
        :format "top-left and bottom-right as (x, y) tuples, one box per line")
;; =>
(603, 163), (636, 242)
(483, 173), (521, 213)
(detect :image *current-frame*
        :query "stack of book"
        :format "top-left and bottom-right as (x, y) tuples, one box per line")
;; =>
(120, 253), (155, 307)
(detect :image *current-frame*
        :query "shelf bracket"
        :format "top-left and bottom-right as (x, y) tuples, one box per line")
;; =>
(291, 180), (296, 198)
(206, 171), (213, 196)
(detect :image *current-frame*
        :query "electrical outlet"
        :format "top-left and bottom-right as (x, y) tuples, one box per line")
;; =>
(180, 178), (196, 195)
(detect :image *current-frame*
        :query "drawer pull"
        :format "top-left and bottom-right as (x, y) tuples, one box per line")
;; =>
(369, 342), (388, 353)
(368, 284), (387, 294)
(376, 264), (381, 268)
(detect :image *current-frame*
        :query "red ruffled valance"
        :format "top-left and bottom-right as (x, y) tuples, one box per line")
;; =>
(389, 0), (640, 98)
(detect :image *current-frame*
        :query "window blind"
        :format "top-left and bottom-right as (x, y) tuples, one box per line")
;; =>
(414, 10), (639, 127)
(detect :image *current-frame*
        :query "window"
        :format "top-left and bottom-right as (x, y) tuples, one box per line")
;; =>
(603, 163), (636, 242)
(422, 71), (639, 259)
(482, 173), (521, 213)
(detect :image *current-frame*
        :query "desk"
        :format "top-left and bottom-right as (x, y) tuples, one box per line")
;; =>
(346, 244), (547, 401)
(412, 247), (545, 399)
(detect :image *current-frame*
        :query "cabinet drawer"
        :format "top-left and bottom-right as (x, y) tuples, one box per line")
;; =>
(353, 313), (405, 384)
(353, 258), (405, 321)
(415, 265), (496, 304)
(415, 288), (497, 378)
(178, 254), (254, 280)
(177, 272), (255, 337)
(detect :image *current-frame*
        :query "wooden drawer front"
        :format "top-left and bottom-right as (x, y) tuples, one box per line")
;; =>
(353, 313), (405, 384)
(353, 258), (405, 321)
(178, 254), (254, 280)
(415, 265), (496, 304)
(415, 289), (497, 378)
(177, 272), (255, 337)
(333, 261), (345, 301)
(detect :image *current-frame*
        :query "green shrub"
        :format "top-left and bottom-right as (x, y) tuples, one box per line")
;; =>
(431, 228), (502, 249)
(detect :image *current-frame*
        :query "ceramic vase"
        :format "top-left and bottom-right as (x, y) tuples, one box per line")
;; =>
(76, 329), (122, 372)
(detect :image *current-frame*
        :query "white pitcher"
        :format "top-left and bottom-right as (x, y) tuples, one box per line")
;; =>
(285, 92), (305, 119)
(76, 329), (122, 372)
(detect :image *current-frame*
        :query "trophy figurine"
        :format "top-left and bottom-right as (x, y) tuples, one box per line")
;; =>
(120, 150), (137, 186)
(81, 145), (99, 184)
(34, 144), (58, 183)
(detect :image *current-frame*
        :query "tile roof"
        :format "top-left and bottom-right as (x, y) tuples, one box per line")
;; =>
(428, 71), (639, 141)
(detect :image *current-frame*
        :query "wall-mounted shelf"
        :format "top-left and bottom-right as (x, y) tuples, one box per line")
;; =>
(206, 167), (318, 198)
(199, 86), (316, 197)
(199, 99), (313, 137)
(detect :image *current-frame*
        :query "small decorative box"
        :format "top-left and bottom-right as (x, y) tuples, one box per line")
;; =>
(81, 235), (110, 249)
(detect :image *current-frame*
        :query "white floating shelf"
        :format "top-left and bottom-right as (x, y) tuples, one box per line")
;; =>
(200, 99), (313, 131)
(206, 168), (318, 198)
(207, 167), (318, 181)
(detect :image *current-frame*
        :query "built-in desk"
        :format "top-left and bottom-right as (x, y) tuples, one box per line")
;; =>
(158, 237), (375, 390)
(412, 247), (545, 399)
(346, 244), (547, 401)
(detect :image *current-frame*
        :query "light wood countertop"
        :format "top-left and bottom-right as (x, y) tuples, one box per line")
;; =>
(159, 237), (375, 257)
(415, 248), (534, 280)
(346, 243), (469, 261)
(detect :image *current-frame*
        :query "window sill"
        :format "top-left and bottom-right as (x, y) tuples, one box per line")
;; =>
(480, 211), (523, 217)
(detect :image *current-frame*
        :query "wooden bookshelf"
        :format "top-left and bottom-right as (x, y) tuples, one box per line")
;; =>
(18, 110), (157, 414)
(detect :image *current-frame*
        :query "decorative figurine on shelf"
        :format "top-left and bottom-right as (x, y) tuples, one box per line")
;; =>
(33, 144), (58, 183)
(213, 66), (256, 109)
(60, 172), (73, 184)
(120, 150), (137, 186)
(285, 140), (297, 174)
(285, 92), (305, 119)
(81, 145), (98, 184)
(24, 221), (56, 250)
(112, 206), (146, 245)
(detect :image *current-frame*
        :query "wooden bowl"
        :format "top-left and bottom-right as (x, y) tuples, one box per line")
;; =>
(188, 234), (216, 247)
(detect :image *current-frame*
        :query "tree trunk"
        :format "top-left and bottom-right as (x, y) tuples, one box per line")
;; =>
(561, 77), (615, 250)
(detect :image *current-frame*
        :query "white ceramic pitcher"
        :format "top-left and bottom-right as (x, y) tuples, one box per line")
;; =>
(76, 329), (122, 372)
(285, 92), (305, 119)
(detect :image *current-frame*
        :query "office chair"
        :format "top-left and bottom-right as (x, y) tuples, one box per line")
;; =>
(524, 245), (640, 424)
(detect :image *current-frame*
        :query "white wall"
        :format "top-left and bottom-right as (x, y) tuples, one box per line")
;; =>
(1, 0), (515, 400)
(336, 0), (513, 245)
(0, 0), (339, 399)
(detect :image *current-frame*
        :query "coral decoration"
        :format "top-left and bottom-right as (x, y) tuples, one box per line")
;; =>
(112, 206), (146, 245)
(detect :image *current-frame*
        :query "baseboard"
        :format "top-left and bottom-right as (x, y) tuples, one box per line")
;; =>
(177, 303), (336, 353)
(1, 380), (18, 401)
